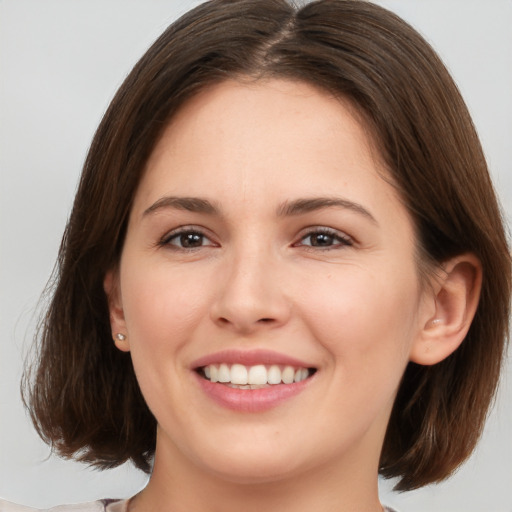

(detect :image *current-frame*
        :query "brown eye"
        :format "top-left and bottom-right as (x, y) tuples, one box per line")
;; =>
(307, 233), (335, 247)
(299, 229), (353, 249)
(163, 229), (215, 249)
(177, 232), (204, 248)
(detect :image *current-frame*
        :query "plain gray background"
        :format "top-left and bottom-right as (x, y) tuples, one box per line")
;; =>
(1, 0), (511, 510)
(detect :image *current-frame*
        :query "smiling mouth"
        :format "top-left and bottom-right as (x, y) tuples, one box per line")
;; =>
(197, 363), (317, 389)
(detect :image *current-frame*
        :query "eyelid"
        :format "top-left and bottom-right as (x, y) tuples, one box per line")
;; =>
(159, 225), (218, 248)
(293, 226), (354, 249)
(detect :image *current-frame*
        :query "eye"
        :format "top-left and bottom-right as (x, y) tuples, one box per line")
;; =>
(161, 228), (216, 249)
(296, 228), (353, 249)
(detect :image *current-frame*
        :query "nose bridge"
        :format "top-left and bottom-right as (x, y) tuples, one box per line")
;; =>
(211, 240), (289, 332)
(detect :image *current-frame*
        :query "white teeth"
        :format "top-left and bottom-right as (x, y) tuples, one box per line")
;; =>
(282, 366), (295, 384)
(248, 365), (267, 385)
(267, 365), (282, 385)
(202, 363), (312, 386)
(230, 364), (248, 385)
(218, 363), (230, 383)
(295, 368), (308, 382)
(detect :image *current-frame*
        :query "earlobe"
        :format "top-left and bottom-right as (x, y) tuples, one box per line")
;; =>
(103, 270), (130, 352)
(410, 253), (482, 366)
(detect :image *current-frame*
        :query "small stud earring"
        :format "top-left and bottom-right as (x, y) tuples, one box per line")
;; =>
(430, 318), (442, 326)
(116, 333), (126, 341)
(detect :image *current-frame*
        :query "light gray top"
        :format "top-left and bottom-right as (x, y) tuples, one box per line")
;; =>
(0, 499), (398, 511)
(0, 500), (127, 512)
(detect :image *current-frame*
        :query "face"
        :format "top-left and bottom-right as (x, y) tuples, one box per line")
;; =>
(108, 79), (432, 484)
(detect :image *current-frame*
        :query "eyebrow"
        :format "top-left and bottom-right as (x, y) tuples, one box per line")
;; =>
(277, 197), (377, 224)
(143, 196), (220, 217)
(143, 195), (377, 224)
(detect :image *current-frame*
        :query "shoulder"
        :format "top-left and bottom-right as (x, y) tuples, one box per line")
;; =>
(0, 499), (129, 512)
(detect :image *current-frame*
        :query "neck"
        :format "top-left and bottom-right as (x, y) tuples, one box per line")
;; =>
(130, 438), (384, 512)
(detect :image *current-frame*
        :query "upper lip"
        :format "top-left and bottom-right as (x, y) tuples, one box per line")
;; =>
(191, 349), (315, 369)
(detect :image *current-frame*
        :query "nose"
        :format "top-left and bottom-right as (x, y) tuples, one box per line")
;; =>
(210, 250), (291, 334)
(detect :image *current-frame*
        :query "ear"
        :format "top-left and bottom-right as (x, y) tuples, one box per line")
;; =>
(104, 270), (130, 352)
(410, 253), (482, 366)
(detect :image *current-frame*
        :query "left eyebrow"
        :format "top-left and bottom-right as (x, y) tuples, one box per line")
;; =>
(142, 196), (220, 218)
(277, 197), (378, 224)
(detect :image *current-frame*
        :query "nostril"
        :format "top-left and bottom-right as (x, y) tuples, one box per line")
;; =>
(213, 315), (278, 333)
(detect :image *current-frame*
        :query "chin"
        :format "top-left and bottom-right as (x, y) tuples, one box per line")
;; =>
(206, 458), (302, 486)
(193, 439), (308, 485)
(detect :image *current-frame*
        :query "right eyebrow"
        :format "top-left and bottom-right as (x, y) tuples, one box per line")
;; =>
(277, 196), (378, 225)
(142, 196), (220, 218)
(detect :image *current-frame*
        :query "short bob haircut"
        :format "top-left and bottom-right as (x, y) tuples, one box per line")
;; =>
(24, 0), (510, 492)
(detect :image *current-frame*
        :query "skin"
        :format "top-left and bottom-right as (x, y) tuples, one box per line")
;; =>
(106, 79), (480, 512)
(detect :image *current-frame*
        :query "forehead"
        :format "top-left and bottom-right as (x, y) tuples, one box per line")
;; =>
(132, 78), (405, 227)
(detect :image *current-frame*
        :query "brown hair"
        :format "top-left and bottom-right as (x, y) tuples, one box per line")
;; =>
(24, 0), (511, 491)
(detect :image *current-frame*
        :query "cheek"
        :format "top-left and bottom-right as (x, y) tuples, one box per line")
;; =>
(120, 261), (212, 353)
(295, 266), (421, 439)
(118, 261), (214, 419)
(299, 263), (421, 368)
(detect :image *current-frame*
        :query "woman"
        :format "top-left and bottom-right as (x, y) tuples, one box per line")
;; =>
(5, 0), (511, 510)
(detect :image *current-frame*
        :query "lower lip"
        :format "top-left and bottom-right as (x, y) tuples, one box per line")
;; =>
(194, 372), (313, 413)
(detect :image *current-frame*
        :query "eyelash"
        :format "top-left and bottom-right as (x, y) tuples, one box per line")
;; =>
(159, 227), (217, 250)
(295, 227), (353, 250)
(159, 226), (353, 251)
